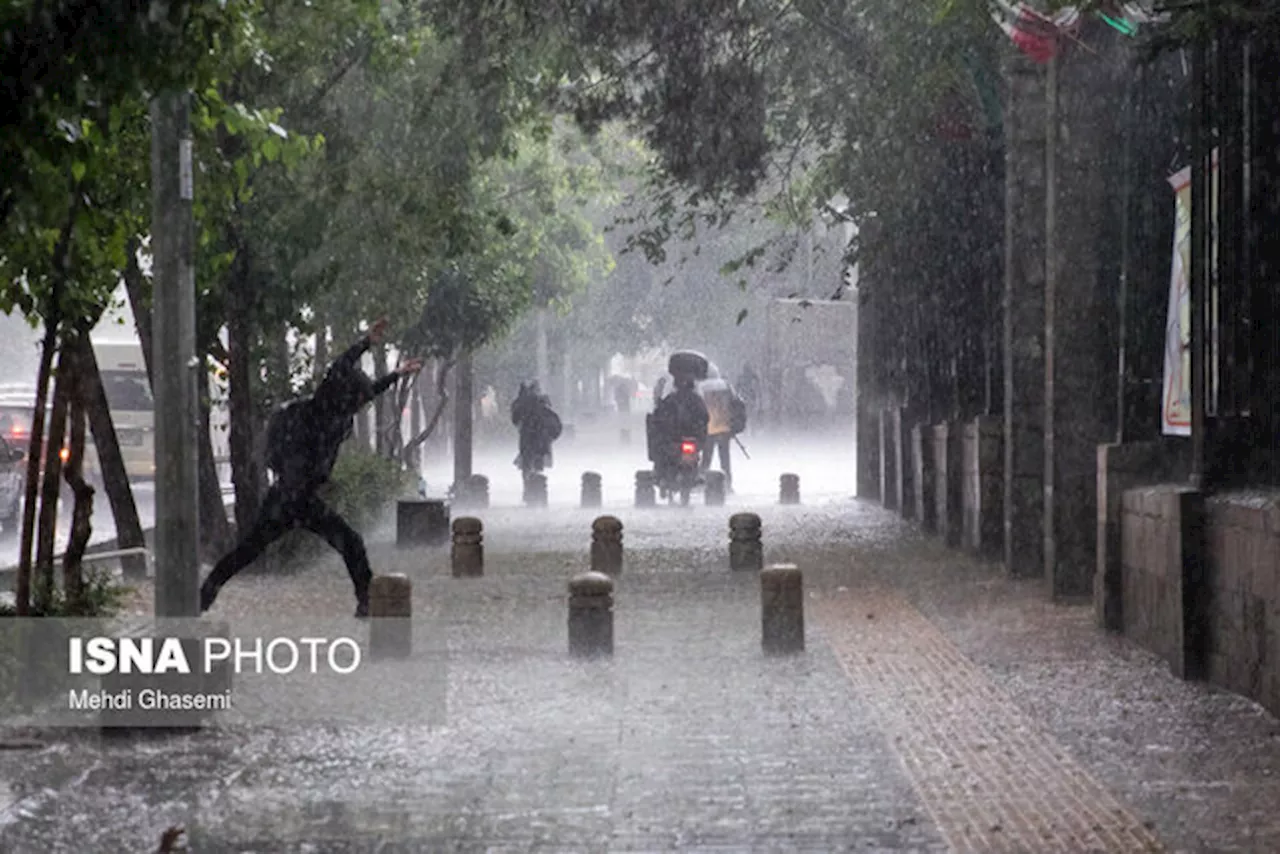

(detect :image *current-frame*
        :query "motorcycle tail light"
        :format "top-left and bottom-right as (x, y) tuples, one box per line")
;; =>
(680, 441), (696, 455)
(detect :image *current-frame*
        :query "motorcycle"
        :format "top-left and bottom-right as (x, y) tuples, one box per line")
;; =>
(655, 435), (703, 506)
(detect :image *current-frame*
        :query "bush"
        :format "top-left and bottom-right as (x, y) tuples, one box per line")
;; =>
(259, 446), (413, 572)
(0, 566), (129, 618)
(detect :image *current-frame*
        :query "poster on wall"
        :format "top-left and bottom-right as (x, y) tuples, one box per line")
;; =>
(1162, 165), (1192, 436)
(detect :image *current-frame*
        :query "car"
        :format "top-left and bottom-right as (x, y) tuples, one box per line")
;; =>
(0, 434), (24, 532)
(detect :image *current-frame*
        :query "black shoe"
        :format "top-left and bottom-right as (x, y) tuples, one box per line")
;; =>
(354, 600), (369, 619)
(199, 583), (217, 614)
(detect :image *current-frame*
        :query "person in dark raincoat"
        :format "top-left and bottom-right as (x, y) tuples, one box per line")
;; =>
(511, 382), (562, 477)
(199, 318), (423, 617)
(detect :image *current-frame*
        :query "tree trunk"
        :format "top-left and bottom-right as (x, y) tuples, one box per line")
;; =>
(16, 192), (78, 615)
(407, 370), (423, 474)
(313, 317), (329, 384)
(226, 246), (261, 533)
(196, 374), (231, 560)
(372, 343), (391, 456)
(34, 347), (71, 612)
(402, 358), (455, 459)
(16, 323), (56, 616)
(60, 338), (93, 613)
(75, 337), (147, 577)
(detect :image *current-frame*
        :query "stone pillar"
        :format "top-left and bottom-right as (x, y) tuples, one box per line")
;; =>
(568, 571), (614, 657)
(590, 515), (623, 576)
(581, 471), (602, 508)
(369, 574), (412, 659)
(634, 470), (655, 507)
(879, 408), (898, 511)
(894, 406), (914, 518)
(523, 473), (548, 507)
(1003, 51), (1048, 580)
(705, 471), (727, 506)
(779, 473), (800, 505)
(760, 564), (804, 654)
(1043, 27), (1126, 600)
(729, 512), (763, 571)
(932, 423), (963, 546)
(962, 415), (1004, 559)
(1096, 440), (1190, 631)
(450, 517), (483, 578)
(912, 423), (936, 532)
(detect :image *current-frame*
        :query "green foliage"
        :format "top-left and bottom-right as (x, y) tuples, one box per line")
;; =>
(0, 567), (130, 618)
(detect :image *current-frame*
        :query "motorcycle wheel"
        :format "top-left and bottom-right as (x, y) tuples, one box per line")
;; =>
(679, 488), (691, 506)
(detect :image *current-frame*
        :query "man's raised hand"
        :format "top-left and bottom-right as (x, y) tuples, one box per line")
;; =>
(397, 357), (425, 377)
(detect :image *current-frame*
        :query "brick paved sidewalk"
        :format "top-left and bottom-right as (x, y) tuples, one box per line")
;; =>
(1, 498), (1278, 852)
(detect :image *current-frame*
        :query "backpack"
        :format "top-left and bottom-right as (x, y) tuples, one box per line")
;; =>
(729, 394), (748, 434)
(264, 400), (308, 473)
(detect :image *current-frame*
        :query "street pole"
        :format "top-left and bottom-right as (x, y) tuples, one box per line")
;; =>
(452, 349), (474, 489)
(151, 90), (201, 617)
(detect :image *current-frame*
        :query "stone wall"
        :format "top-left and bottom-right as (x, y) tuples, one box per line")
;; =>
(962, 416), (1003, 559)
(1202, 492), (1280, 716)
(912, 423), (936, 532)
(1096, 440), (1189, 631)
(895, 408), (914, 520)
(879, 408), (898, 511)
(933, 422), (963, 546)
(1121, 486), (1280, 716)
(1120, 485), (1203, 680)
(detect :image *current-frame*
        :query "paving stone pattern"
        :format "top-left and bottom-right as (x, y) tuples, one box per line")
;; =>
(1, 489), (1279, 851)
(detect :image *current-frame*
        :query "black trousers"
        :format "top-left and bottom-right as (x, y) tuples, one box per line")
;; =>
(701, 434), (732, 485)
(200, 485), (371, 612)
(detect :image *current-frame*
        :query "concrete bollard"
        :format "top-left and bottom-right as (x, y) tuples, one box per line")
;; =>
(634, 470), (656, 508)
(451, 517), (483, 577)
(760, 564), (804, 654)
(780, 473), (801, 505)
(590, 515), (624, 575)
(568, 571), (614, 657)
(581, 471), (603, 508)
(523, 473), (548, 507)
(458, 474), (489, 509)
(729, 512), (764, 571)
(705, 471), (727, 507)
(370, 574), (412, 659)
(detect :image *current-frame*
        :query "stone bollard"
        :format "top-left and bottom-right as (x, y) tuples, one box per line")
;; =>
(760, 564), (804, 654)
(523, 473), (548, 507)
(705, 471), (727, 507)
(459, 474), (490, 509)
(729, 512), (764, 571)
(370, 574), (412, 660)
(451, 517), (483, 578)
(568, 571), (614, 657)
(634, 470), (656, 508)
(581, 472), (603, 508)
(780, 473), (801, 505)
(590, 515), (624, 575)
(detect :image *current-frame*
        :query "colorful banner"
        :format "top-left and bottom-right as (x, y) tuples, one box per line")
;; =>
(1162, 166), (1191, 435)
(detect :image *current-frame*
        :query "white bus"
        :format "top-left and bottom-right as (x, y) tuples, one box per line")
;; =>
(93, 340), (155, 481)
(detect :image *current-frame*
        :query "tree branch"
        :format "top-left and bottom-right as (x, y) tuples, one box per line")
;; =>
(401, 359), (456, 456)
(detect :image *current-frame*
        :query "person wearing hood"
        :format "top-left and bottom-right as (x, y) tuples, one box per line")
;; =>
(199, 318), (423, 617)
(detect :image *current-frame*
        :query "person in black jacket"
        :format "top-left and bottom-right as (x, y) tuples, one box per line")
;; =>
(199, 318), (423, 617)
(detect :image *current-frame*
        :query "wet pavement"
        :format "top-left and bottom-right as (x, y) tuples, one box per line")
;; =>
(1, 429), (1279, 851)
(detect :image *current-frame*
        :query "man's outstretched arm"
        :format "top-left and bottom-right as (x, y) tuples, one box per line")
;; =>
(372, 356), (425, 397)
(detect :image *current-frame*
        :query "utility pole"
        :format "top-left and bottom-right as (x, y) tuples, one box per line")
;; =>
(536, 308), (550, 391)
(151, 90), (200, 617)
(452, 350), (474, 489)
